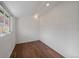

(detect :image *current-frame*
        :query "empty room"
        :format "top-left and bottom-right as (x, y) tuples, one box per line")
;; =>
(0, 1), (79, 58)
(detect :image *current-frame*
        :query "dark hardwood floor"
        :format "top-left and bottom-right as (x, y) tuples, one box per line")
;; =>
(11, 40), (64, 58)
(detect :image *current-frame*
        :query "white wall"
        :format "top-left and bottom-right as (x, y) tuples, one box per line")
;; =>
(40, 2), (79, 57)
(0, 18), (16, 58)
(16, 16), (40, 44)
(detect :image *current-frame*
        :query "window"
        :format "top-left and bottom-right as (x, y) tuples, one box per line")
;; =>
(0, 5), (12, 36)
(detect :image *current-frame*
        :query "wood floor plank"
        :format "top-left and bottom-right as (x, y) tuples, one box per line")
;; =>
(11, 40), (64, 58)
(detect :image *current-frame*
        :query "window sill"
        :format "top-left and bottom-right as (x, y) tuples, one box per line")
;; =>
(0, 32), (11, 37)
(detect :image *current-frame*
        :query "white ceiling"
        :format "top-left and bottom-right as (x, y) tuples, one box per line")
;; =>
(4, 1), (62, 18)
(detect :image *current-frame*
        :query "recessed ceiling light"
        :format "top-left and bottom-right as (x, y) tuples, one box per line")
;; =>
(34, 14), (38, 19)
(46, 3), (50, 7)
